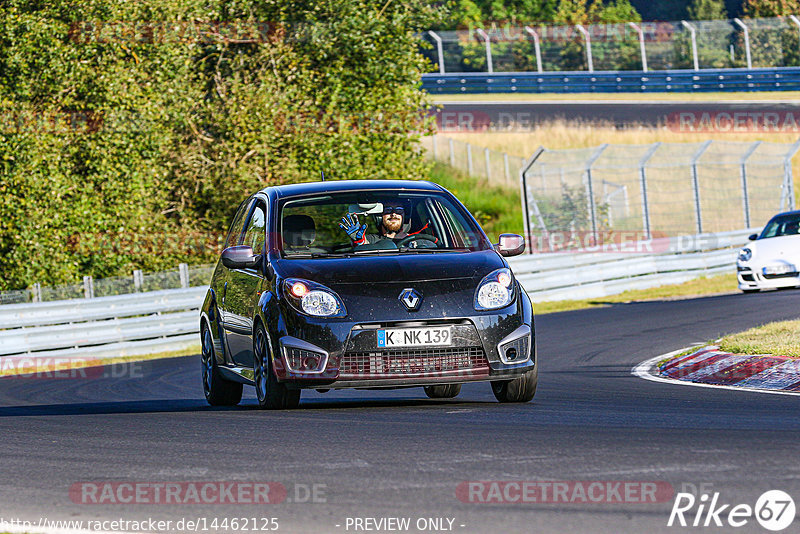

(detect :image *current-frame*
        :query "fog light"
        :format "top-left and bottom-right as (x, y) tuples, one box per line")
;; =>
(505, 347), (518, 361)
(285, 348), (325, 372)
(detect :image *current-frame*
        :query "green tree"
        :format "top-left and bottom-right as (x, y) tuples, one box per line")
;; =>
(688, 0), (728, 19)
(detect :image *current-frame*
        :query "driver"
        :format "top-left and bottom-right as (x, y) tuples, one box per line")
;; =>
(340, 201), (432, 246)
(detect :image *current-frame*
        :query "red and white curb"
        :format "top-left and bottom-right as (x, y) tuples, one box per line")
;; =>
(632, 346), (800, 397)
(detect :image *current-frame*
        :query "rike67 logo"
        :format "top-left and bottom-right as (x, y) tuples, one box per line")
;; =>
(668, 490), (796, 531)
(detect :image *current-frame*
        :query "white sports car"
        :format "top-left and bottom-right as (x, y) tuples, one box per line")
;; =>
(737, 210), (800, 293)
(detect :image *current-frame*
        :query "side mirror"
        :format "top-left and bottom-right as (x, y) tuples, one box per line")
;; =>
(748, 234), (758, 241)
(221, 245), (260, 269)
(495, 234), (525, 257)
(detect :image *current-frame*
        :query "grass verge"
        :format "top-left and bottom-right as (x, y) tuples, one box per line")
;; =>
(534, 274), (739, 315)
(717, 320), (800, 358)
(430, 91), (800, 102)
(427, 160), (523, 241)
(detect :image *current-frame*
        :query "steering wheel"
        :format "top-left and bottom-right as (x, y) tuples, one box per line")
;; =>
(396, 233), (439, 248)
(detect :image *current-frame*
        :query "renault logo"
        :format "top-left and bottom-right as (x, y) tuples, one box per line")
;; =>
(399, 288), (422, 311)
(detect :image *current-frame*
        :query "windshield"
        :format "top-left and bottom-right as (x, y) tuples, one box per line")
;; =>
(279, 190), (490, 257)
(759, 213), (800, 239)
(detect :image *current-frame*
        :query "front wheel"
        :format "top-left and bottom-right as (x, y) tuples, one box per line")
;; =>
(424, 384), (462, 399)
(201, 325), (242, 406)
(253, 324), (301, 410)
(491, 365), (538, 403)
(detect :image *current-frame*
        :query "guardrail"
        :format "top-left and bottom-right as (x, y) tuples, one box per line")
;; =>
(515, 229), (753, 302)
(421, 68), (800, 93)
(0, 229), (752, 361)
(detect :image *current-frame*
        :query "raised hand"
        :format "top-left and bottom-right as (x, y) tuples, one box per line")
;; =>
(339, 212), (367, 245)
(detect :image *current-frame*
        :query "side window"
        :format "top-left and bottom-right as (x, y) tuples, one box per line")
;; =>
(224, 198), (254, 249)
(242, 202), (267, 254)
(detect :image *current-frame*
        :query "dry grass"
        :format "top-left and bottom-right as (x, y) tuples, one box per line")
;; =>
(534, 273), (738, 315)
(441, 120), (800, 207)
(431, 91), (800, 102)
(718, 319), (800, 358)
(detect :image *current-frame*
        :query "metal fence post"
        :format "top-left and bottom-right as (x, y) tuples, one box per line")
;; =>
(467, 143), (474, 175)
(575, 25), (594, 72)
(585, 144), (608, 244)
(83, 275), (94, 299)
(179, 263), (189, 288)
(427, 30), (445, 74)
(503, 152), (511, 183)
(783, 137), (800, 211)
(520, 147), (547, 252)
(524, 26), (543, 73)
(448, 138), (455, 167)
(484, 148), (491, 181)
(475, 28), (493, 73)
(627, 22), (648, 72)
(133, 270), (143, 292)
(638, 143), (660, 241)
(690, 140), (712, 234)
(740, 141), (762, 228)
(32, 283), (41, 303)
(789, 15), (800, 56)
(681, 21), (699, 70)
(733, 18), (752, 69)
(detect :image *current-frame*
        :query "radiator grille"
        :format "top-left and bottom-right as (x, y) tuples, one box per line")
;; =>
(340, 346), (488, 377)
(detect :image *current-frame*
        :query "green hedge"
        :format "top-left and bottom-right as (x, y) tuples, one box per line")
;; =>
(0, 0), (441, 290)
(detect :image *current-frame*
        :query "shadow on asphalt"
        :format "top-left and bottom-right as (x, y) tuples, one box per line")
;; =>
(0, 397), (490, 416)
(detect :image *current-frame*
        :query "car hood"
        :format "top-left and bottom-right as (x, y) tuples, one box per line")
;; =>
(274, 249), (505, 285)
(749, 235), (800, 263)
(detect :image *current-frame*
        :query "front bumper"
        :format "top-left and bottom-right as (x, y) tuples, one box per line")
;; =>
(272, 318), (535, 388)
(737, 264), (800, 290)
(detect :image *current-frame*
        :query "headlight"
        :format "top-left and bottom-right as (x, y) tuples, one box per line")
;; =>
(738, 248), (752, 262)
(475, 268), (515, 310)
(283, 279), (346, 317)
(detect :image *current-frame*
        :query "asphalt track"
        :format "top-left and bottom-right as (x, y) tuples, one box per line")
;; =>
(436, 100), (800, 128)
(1, 289), (800, 533)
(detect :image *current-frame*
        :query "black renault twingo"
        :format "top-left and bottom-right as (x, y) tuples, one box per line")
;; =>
(200, 180), (536, 408)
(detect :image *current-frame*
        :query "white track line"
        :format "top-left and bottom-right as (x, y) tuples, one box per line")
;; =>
(631, 347), (800, 397)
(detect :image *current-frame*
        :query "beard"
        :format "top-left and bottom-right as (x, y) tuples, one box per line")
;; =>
(383, 216), (403, 233)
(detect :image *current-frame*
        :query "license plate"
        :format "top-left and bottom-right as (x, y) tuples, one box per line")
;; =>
(763, 265), (795, 275)
(377, 327), (452, 348)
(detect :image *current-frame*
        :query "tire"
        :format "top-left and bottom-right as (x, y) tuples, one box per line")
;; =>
(201, 324), (243, 406)
(423, 384), (462, 399)
(491, 365), (538, 403)
(253, 323), (301, 410)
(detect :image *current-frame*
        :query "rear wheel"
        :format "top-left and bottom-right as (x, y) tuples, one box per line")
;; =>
(423, 384), (462, 399)
(491, 365), (538, 403)
(201, 325), (242, 406)
(253, 324), (301, 410)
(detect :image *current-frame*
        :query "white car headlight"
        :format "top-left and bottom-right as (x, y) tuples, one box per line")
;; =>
(301, 291), (339, 316)
(475, 268), (515, 311)
(738, 248), (752, 262)
(284, 279), (346, 317)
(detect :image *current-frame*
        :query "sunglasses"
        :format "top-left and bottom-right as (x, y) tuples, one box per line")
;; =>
(382, 206), (405, 215)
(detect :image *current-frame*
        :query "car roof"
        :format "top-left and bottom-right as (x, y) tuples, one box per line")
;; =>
(771, 209), (800, 218)
(261, 180), (444, 198)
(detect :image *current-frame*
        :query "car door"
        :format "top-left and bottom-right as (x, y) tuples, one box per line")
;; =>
(217, 197), (254, 364)
(223, 199), (268, 368)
